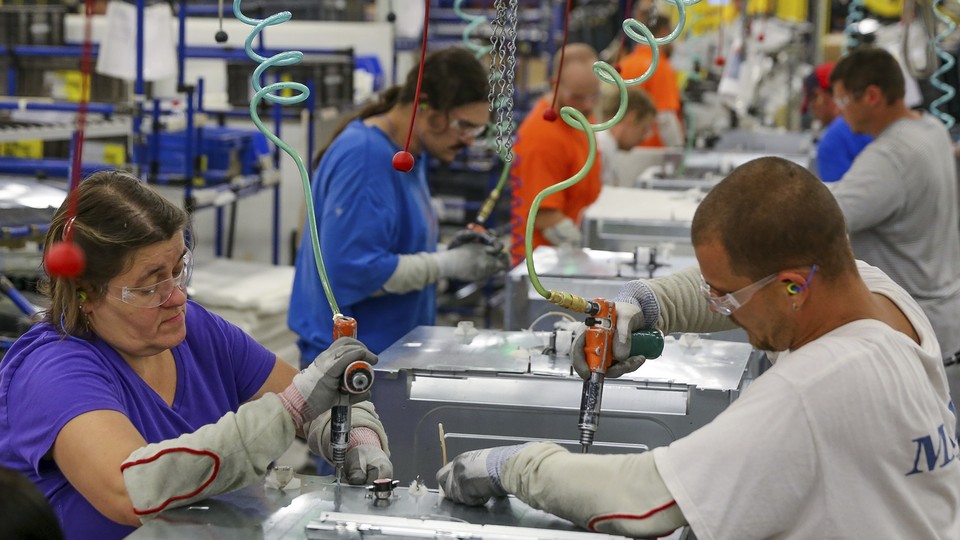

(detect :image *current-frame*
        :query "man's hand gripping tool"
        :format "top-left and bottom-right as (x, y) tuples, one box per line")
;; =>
(331, 316), (374, 484)
(578, 299), (664, 453)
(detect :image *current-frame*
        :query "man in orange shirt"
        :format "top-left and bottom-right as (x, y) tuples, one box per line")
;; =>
(510, 43), (603, 264)
(618, 14), (683, 147)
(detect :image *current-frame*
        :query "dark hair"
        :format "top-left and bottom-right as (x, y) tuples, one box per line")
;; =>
(313, 47), (488, 167)
(40, 170), (190, 336)
(691, 157), (855, 282)
(829, 47), (905, 105)
(0, 467), (65, 540)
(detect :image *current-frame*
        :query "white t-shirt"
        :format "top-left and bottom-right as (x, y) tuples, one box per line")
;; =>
(654, 261), (960, 539)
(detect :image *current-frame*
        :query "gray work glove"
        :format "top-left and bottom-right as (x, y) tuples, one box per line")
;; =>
(437, 444), (530, 506)
(542, 217), (582, 248)
(571, 280), (660, 380)
(307, 404), (393, 486)
(434, 242), (510, 282)
(278, 337), (378, 431)
(345, 443), (393, 485)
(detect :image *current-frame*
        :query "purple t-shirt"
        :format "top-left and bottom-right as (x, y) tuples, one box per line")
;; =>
(0, 300), (275, 540)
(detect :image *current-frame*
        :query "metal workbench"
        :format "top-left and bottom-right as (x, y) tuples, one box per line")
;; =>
(371, 326), (757, 485)
(126, 473), (689, 539)
(581, 186), (702, 255)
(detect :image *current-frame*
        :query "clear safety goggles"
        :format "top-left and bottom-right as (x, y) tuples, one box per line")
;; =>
(449, 117), (487, 139)
(110, 251), (193, 308)
(698, 271), (780, 316)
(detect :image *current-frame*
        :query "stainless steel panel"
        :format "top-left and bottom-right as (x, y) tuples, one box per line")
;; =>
(409, 375), (690, 415)
(381, 327), (749, 391)
(129, 474), (685, 539)
(373, 326), (755, 483)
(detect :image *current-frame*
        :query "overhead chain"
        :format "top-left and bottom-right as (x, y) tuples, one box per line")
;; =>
(489, 0), (519, 162)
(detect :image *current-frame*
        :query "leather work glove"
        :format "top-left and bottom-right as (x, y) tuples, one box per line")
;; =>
(345, 441), (393, 485)
(570, 279), (660, 380)
(435, 242), (510, 282)
(278, 337), (378, 431)
(542, 217), (582, 248)
(436, 444), (529, 506)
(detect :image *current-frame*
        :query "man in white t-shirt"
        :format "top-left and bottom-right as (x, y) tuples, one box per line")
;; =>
(437, 157), (960, 539)
(596, 85), (657, 187)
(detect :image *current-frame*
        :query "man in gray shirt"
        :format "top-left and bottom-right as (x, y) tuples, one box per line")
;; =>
(830, 47), (960, 360)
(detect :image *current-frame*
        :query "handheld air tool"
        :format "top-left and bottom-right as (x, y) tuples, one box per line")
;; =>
(578, 299), (664, 454)
(330, 316), (374, 485)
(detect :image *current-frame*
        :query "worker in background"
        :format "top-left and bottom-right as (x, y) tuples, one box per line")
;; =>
(438, 157), (960, 538)
(802, 62), (872, 182)
(618, 11), (684, 147)
(830, 46), (960, 363)
(0, 172), (392, 539)
(595, 85), (657, 187)
(0, 466), (64, 540)
(289, 48), (509, 358)
(510, 43), (602, 263)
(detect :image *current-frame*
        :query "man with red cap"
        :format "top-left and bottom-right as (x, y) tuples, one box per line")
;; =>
(803, 62), (873, 182)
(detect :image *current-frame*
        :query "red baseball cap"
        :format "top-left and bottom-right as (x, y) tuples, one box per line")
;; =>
(802, 62), (835, 113)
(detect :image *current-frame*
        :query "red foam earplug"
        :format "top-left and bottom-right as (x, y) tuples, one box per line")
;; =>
(44, 241), (86, 278)
(392, 151), (415, 172)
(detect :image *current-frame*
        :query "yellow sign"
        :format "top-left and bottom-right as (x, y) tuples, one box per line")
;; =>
(0, 140), (43, 159)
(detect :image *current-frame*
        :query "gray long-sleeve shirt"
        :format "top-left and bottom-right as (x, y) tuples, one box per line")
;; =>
(831, 113), (960, 356)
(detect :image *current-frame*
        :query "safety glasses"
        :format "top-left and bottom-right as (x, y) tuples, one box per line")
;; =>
(699, 272), (779, 316)
(110, 251), (193, 308)
(449, 117), (487, 139)
(698, 265), (818, 317)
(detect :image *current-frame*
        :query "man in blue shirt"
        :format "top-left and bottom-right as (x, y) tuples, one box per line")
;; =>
(803, 63), (873, 182)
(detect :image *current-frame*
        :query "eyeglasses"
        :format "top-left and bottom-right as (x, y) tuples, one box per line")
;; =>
(698, 265), (818, 316)
(449, 117), (486, 139)
(110, 251), (193, 308)
(834, 91), (862, 110)
(699, 272), (779, 316)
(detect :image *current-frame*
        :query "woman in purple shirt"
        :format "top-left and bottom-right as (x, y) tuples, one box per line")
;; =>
(0, 171), (392, 539)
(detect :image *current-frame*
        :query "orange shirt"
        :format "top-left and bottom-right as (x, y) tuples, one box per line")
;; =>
(510, 98), (603, 263)
(619, 46), (681, 147)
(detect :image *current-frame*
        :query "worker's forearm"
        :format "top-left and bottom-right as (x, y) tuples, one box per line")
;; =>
(644, 266), (736, 335)
(501, 442), (686, 537)
(121, 394), (295, 520)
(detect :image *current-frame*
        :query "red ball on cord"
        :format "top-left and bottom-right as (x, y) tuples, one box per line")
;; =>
(542, 108), (558, 122)
(44, 242), (86, 278)
(392, 151), (415, 172)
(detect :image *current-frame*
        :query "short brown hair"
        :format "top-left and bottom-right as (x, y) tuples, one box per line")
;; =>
(41, 170), (189, 335)
(829, 47), (905, 105)
(599, 85), (656, 123)
(691, 157), (855, 281)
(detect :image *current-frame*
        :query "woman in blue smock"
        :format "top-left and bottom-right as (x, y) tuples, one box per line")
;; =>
(289, 47), (509, 360)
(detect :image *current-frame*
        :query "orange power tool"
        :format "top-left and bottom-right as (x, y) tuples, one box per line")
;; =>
(578, 299), (664, 453)
(330, 315), (374, 483)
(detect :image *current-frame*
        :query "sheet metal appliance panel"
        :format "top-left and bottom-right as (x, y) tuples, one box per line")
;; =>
(373, 326), (753, 483)
(128, 475), (686, 539)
